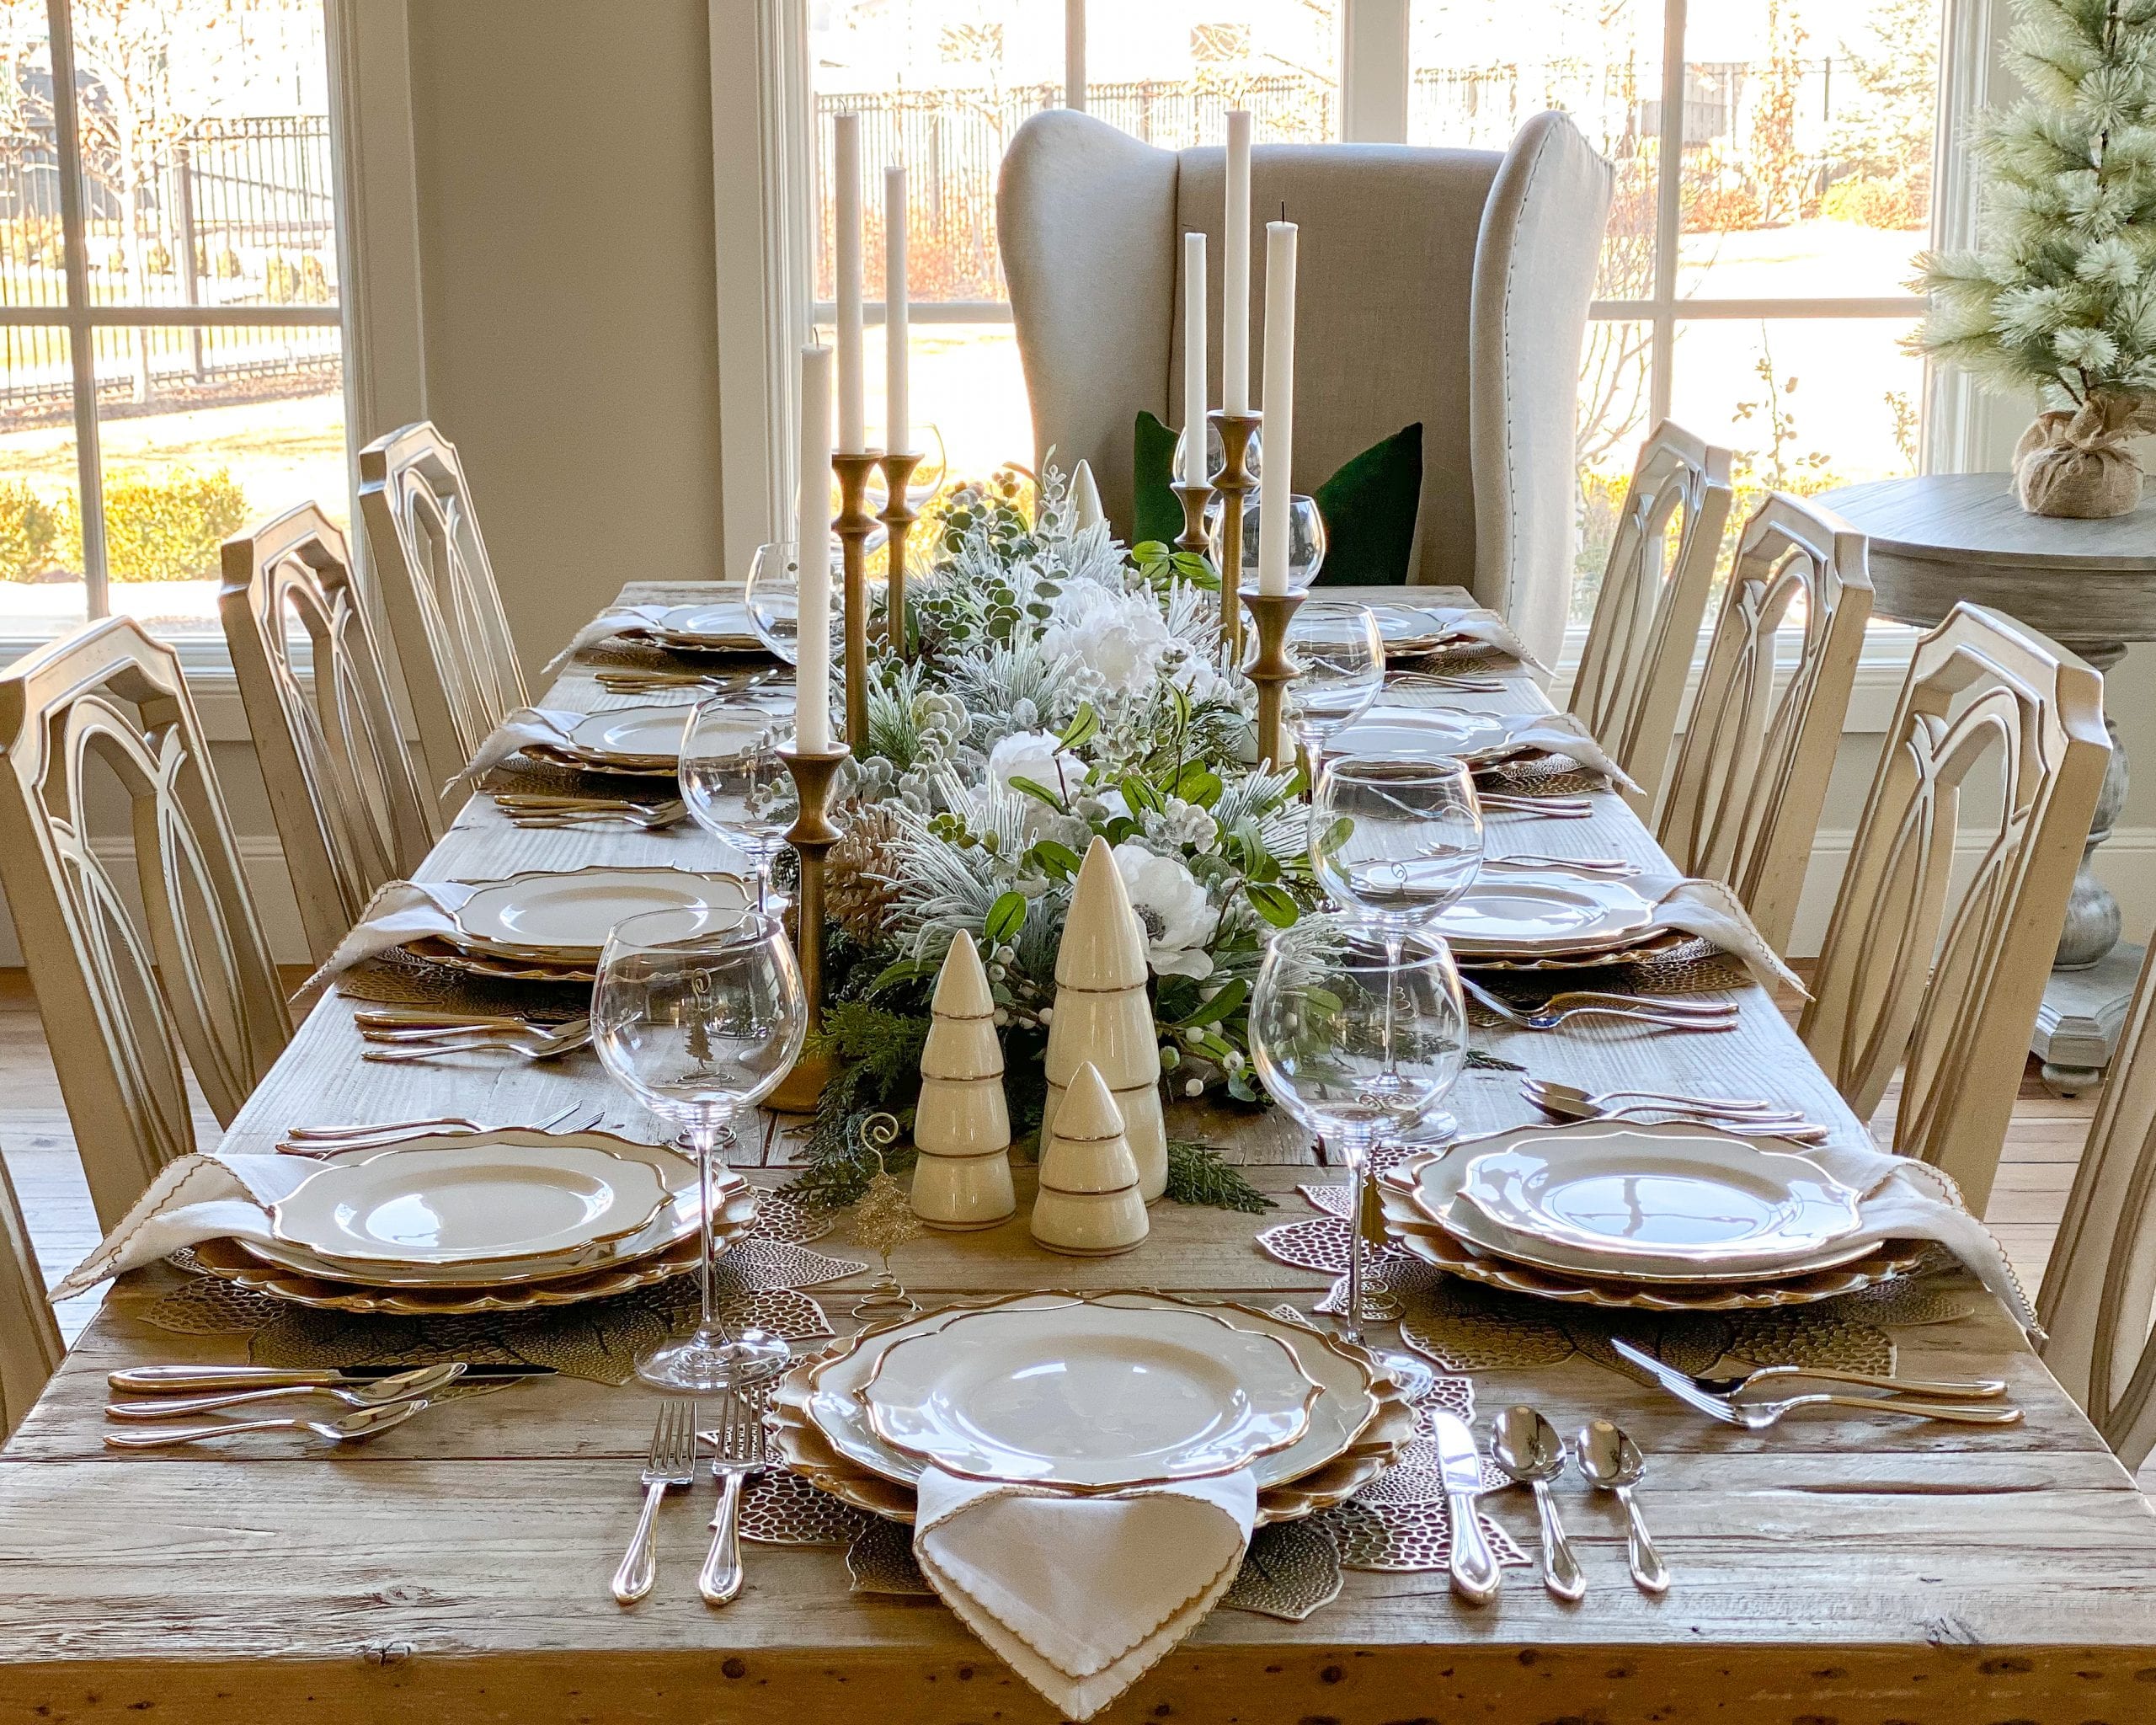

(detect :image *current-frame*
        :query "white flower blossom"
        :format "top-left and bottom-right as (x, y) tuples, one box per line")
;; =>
(1113, 841), (1219, 980)
(1040, 580), (1174, 697)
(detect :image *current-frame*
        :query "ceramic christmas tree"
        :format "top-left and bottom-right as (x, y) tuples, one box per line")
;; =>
(1070, 458), (1106, 529)
(1032, 1060), (1148, 1256)
(910, 932), (1016, 1231)
(1040, 836), (1167, 1201)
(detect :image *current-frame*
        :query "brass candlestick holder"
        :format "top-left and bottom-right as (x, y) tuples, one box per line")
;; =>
(832, 451), (883, 750)
(878, 451), (922, 659)
(767, 740), (852, 1114)
(1170, 477), (1215, 562)
(1209, 409), (1261, 666)
(1243, 589), (1306, 772)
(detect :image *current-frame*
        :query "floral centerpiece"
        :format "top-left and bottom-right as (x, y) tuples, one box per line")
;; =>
(790, 467), (1316, 1210)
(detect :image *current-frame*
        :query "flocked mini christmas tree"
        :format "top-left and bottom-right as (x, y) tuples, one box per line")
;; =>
(909, 931), (1016, 1230)
(1039, 836), (1167, 1201)
(1919, 0), (2156, 514)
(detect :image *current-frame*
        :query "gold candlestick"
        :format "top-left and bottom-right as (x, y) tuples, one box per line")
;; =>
(1170, 477), (1215, 562)
(1209, 409), (1261, 666)
(832, 451), (883, 750)
(768, 741), (852, 1114)
(878, 451), (922, 659)
(1243, 590), (1306, 772)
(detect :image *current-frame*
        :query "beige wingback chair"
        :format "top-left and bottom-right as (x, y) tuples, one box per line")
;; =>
(998, 109), (1614, 664)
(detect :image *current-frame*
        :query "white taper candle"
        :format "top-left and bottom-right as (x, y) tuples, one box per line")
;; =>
(884, 163), (910, 457)
(1182, 230), (1208, 485)
(1222, 110), (1252, 415)
(1257, 220), (1297, 596)
(796, 344), (834, 752)
(834, 113), (865, 453)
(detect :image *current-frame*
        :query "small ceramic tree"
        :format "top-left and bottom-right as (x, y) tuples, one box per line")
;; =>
(910, 931), (1015, 1231)
(1032, 1060), (1148, 1256)
(1041, 836), (1167, 1200)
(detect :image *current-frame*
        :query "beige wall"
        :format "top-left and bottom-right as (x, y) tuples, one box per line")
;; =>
(403, 0), (727, 667)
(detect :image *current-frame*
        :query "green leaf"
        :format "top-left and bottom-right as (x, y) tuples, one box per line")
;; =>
(1121, 772), (1166, 817)
(1173, 763), (1224, 807)
(1313, 815), (1354, 860)
(869, 957), (938, 993)
(984, 890), (1028, 947)
(1173, 978), (1249, 1029)
(1245, 881), (1300, 927)
(1006, 774), (1067, 810)
(1058, 702), (1100, 750)
(1030, 838), (1084, 879)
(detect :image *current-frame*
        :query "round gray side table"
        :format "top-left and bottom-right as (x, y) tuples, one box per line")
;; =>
(1822, 473), (2156, 1092)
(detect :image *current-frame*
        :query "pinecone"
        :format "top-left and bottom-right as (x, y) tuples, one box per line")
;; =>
(827, 805), (905, 943)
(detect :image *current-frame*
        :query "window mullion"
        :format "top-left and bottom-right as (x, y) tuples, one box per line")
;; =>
(43, 0), (108, 618)
(1648, 0), (1688, 428)
(1341, 0), (1410, 144)
(1065, 0), (1086, 111)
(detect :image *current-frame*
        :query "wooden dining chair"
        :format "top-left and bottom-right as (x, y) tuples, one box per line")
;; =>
(2040, 940), (2156, 1467)
(221, 503), (440, 965)
(0, 617), (291, 1229)
(1656, 492), (1873, 953)
(356, 420), (528, 811)
(0, 1147), (61, 1439)
(1566, 421), (1733, 815)
(1801, 601), (2109, 1214)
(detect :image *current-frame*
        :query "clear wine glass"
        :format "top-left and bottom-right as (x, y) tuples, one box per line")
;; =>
(1219, 494), (1326, 595)
(594, 904), (807, 1391)
(1251, 914), (1466, 1387)
(679, 699), (796, 915)
(1310, 754), (1483, 1140)
(1174, 417), (1262, 486)
(1285, 601), (1386, 766)
(744, 542), (802, 665)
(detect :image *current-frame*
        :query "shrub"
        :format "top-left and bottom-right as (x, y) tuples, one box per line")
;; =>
(264, 254), (299, 303)
(0, 482), (61, 584)
(1821, 175), (1926, 230)
(69, 468), (250, 583)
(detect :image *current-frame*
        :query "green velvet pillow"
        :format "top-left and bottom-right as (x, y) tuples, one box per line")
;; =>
(1130, 412), (1423, 585)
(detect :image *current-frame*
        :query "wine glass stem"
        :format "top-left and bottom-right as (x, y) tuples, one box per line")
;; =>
(1382, 929), (1404, 1080)
(1343, 1142), (1372, 1347)
(753, 857), (771, 915)
(686, 1114), (734, 1343)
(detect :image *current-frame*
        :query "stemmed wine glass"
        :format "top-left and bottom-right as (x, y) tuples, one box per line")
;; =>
(1284, 601), (1386, 768)
(1173, 419), (1262, 485)
(1310, 754), (1484, 1140)
(594, 904), (807, 1391)
(745, 541), (851, 666)
(1214, 494), (1327, 595)
(1251, 914), (1466, 1381)
(679, 699), (797, 915)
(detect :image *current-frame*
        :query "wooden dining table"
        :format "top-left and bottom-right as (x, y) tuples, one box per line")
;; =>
(0, 580), (2153, 1722)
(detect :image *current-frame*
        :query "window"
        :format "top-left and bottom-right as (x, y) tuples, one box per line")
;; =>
(0, 0), (345, 640)
(763, 1), (1951, 611)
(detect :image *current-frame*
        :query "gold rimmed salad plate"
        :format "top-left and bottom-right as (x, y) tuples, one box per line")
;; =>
(857, 1299), (1321, 1491)
(450, 867), (750, 962)
(637, 601), (760, 652)
(1432, 875), (1656, 956)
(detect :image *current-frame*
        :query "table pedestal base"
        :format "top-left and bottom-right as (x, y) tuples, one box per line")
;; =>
(2035, 941), (2144, 1095)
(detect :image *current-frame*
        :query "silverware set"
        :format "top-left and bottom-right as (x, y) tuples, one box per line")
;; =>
(1477, 790), (1595, 819)
(1613, 1338), (2022, 1429)
(594, 667), (779, 697)
(96, 1359), (550, 1447)
(1463, 975), (1739, 1034)
(1482, 852), (1641, 878)
(1385, 669), (1509, 695)
(355, 1011), (593, 1065)
(276, 1102), (595, 1153)
(613, 1396), (768, 1607)
(1523, 1077), (1829, 1140)
(494, 793), (688, 830)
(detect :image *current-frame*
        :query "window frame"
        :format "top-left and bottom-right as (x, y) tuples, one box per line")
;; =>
(0, 0), (350, 631)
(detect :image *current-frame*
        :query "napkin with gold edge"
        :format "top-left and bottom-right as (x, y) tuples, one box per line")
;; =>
(1634, 877), (1807, 997)
(450, 707), (600, 793)
(51, 1151), (344, 1298)
(297, 879), (483, 993)
(1408, 604), (1550, 673)
(540, 606), (678, 676)
(912, 1465), (1257, 1722)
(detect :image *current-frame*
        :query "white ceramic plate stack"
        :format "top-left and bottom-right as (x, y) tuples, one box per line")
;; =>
(189, 1127), (761, 1314)
(1331, 705), (1542, 766)
(767, 1290), (1420, 1523)
(407, 866), (750, 983)
(1423, 873), (1686, 971)
(1378, 1120), (1926, 1311)
(1371, 605), (1497, 660)
(617, 601), (765, 655)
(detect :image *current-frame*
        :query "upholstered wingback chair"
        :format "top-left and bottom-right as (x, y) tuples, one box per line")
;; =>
(998, 109), (1613, 663)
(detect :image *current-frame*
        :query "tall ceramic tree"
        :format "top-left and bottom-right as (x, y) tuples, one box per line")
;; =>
(1918, 0), (2156, 515)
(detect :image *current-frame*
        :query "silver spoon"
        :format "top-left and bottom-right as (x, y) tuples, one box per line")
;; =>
(103, 1397), (433, 1450)
(1576, 1418), (1668, 1594)
(104, 1362), (464, 1421)
(1492, 1406), (1585, 1601)
(1524, 1079), (1802, 1120)
(1524, 1081), (1831, 1142)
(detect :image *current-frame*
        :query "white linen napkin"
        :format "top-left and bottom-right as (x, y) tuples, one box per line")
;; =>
(540, 606), (676, 677)
(1636, 877), (1807, 998)
(1483, 713), (1642, 794)
(50, 1151), (329, 1299)
(913, 1466), (1257, 1722)
(1405, 604), (1550, 673)
(298, 879), (481, 992)
(451, 706), (594, 793)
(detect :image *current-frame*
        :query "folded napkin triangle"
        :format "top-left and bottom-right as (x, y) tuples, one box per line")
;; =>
(914, 1466), (1257, 1721)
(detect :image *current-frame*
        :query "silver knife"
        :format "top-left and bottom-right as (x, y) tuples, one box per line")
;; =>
(109, 1364), (556, 1393)
(1430, 1411), (1502, 1605)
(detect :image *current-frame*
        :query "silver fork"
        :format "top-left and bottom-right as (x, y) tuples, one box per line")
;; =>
(1483, 852), (1642, 878)
(697, 1393), (770, 1605)
(278, 1103), (595, 1155)
(1612, 1340), (2022, 1429)
(612, 1400), (699, 1605)
(363, 1023), (594, 1065)
(1477, 792), (1594, 819)
(1463, 975), (1736, 1033)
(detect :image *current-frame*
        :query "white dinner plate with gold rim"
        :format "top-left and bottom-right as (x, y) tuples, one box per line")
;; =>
(1331, 704), (1521, 762)
(859, 1301), (1321, 1490)
(810, 1291), (1376, 1494)
(1433, 875), (1656, 955)
(650, 601), (758, 649)
(268, 1138), (671, 1269)
(1373, 604), (1483, 657)
(562, 703), (698, 765)
(451, 867), (750, 960)
(1393, 1123), (1873, 1284)
(241, 1129), (734, 1287)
